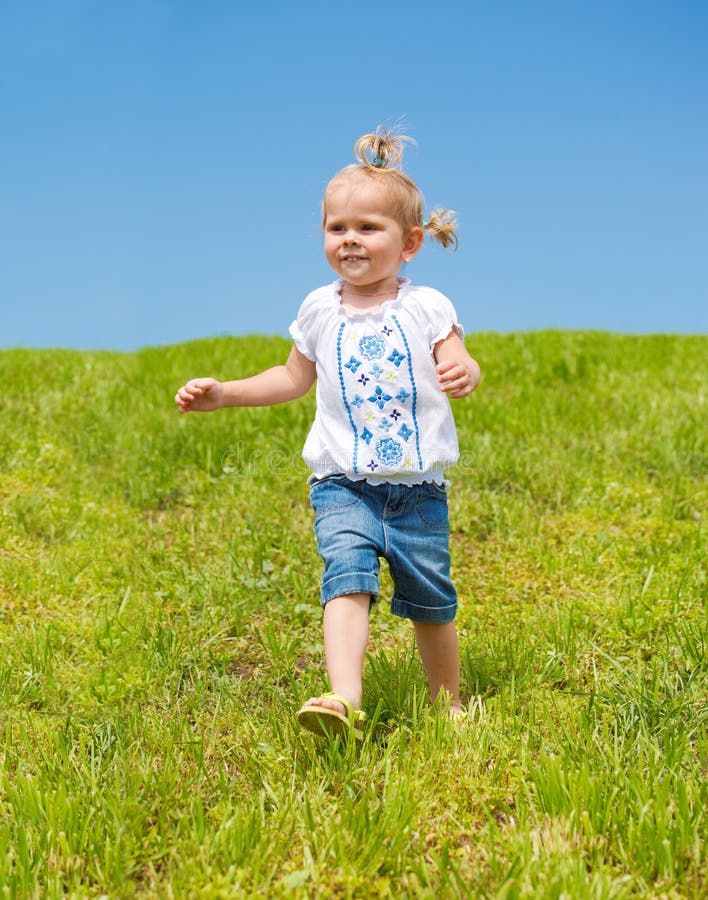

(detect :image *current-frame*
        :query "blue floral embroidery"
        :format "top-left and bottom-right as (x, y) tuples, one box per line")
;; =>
(398, 423), (413, 442)
(337, 323), (360, 474)
(367, 460), (378, 472)
(370, 364), (384, 380)
(359, 335), (386, 360)
(395, 388), (410, 404)
(368, 385), (392, 409)
(391, 314), (423, 471)
(345, 355), (361, 373)
(361, 428), (373, 445)
(376, 437), (403, 466)
(379, 417), (393, 432)
(389, 408), (401, 421)
(357, 373), (370, 386)
(351, 394), (364, 408)
(382, 325), (393, 336)
(387, 348), (406, 368)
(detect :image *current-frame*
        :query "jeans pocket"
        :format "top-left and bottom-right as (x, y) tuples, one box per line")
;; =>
(310, 476), (362, 516)
(415, 483), (449, 532)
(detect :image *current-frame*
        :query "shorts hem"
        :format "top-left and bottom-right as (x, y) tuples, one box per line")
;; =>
(321, 573), (380, 607)
(390, 596), (457, 624)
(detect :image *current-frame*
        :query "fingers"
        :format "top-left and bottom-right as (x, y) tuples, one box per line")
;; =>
(445, 382), (473, 398)
(174, 378), (215, 412)
(436, 362), (472, 398)
(436, 360), (458, 376)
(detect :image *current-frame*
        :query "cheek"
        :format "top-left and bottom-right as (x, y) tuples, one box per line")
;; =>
(382, 239), (404, 260)
(324, 240), (341, 268)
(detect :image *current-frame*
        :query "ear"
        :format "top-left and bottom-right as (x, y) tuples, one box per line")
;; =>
(401, 227), (425, 263)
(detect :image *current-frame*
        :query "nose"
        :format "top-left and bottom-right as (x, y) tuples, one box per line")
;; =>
(342, 228), (360, 245)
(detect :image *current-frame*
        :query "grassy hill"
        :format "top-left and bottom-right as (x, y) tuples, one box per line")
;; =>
(1, 332), (706, 896)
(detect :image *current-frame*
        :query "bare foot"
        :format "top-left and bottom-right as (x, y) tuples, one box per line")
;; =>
(302, 696), (348, 715)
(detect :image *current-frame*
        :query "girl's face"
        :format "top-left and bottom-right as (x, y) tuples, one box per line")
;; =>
(323, 179), (423, 291)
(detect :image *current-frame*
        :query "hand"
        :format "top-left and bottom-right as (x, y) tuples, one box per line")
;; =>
(175, 377), (224, 413)
(436, 360), (476, 399)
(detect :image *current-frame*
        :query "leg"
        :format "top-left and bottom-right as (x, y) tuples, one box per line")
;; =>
(303, 592), (370, 714)
(413, 619), (462, 714)
(384, 484), (458, 713)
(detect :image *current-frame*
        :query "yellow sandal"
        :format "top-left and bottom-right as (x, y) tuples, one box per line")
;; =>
(297, 692), (366, 741)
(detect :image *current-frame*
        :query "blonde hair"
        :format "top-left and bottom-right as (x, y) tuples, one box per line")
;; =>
(322, 127), (459, 251)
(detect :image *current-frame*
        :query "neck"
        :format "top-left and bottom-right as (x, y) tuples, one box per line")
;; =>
(341, 278), (400, 299)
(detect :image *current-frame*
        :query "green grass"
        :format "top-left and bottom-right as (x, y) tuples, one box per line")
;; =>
(0, 331), (706, 897)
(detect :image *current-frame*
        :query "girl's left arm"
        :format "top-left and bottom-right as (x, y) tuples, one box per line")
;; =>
(434, 331), (481, 399)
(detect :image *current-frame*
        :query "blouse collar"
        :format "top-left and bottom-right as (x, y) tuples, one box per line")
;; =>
(332, 277), (411, 319)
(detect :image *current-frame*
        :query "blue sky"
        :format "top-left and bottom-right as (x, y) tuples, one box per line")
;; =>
(1, 0), (706, 350)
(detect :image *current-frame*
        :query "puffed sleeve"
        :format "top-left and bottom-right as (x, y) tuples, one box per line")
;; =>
(288, 289), (324, 362)
(421, 288), (465, 351)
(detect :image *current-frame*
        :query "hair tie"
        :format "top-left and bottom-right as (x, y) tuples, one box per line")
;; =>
(371, 155), (387, 168)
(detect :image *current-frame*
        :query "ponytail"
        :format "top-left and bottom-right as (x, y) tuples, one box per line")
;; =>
(423, 208), (459, 250)
(353, 127), (412, 172)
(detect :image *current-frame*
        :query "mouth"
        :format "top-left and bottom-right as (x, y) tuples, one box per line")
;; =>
(340, 255), (368, 263)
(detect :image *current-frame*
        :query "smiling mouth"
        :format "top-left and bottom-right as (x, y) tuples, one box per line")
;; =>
(341, 255), (368, 262)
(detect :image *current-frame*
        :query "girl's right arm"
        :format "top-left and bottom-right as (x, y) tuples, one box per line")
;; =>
(175, 345), (316, 414)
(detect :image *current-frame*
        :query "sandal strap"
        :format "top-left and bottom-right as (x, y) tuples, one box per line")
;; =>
(321, 691), (367, 723)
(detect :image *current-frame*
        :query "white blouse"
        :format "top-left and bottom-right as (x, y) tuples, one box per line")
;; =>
(289, 278), (464, 485)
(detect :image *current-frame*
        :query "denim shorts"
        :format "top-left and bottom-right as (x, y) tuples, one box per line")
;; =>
(309, 475), (457, 624)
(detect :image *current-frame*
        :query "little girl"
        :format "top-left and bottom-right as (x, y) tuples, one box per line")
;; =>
(175, 128), (481, 740)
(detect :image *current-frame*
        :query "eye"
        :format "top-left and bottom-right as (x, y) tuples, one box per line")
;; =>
(328, 224), (345, 233)
(360, 224), (377, 232)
